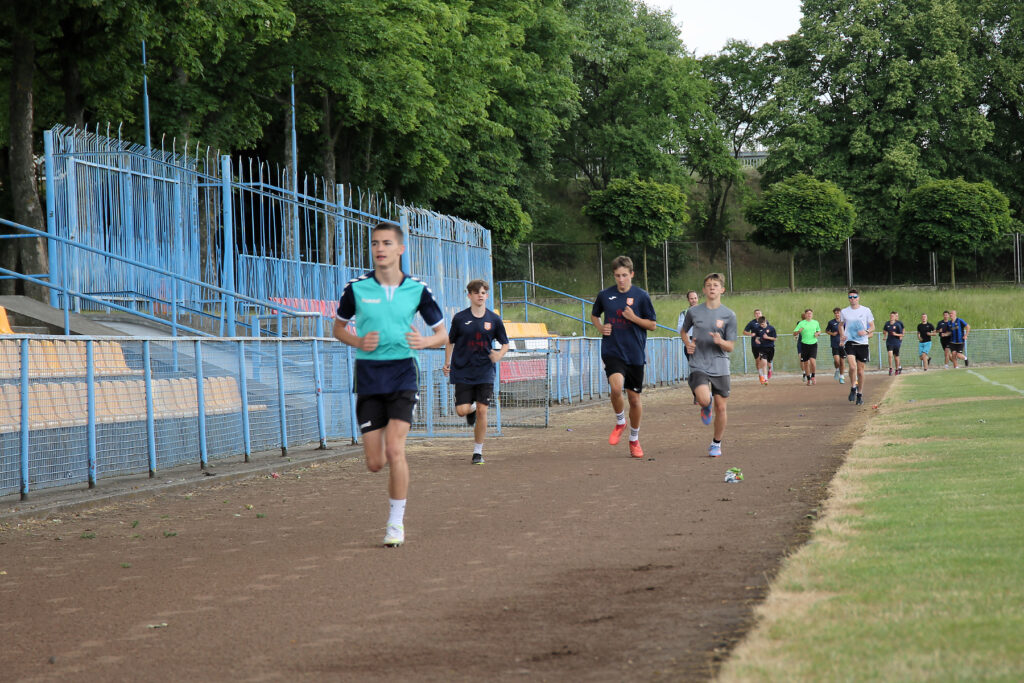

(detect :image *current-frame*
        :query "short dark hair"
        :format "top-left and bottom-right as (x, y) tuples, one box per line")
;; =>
(848, 288), (859, 295)
(372, 221), (404, 243)
(466, 279), (488, 293)
(890, 311), (898, 315)
(686, 290), (698, 298)
(832, 307), (841, 314)
(611, 255), (633, 272)
(757, 316), (766, 324)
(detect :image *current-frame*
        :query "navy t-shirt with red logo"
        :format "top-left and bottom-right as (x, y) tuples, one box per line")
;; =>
(591, 285), (656, 366)
(448, 308), (509, 385)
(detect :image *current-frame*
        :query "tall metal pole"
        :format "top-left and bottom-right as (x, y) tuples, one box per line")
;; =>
(290, 69), (300, 262)
(142, 41), (151, 151)
(846, 238), (853, 288)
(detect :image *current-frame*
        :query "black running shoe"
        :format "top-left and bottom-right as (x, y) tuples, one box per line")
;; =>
(964, 357), (969, 367)
(466, 409), (477, 427)
(855, 394), (863, 405)
(849, 387), (857, 402)
(472, 453), (484, 465)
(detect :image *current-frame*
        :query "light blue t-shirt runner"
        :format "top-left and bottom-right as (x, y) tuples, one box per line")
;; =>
(682, 303), (738, 376)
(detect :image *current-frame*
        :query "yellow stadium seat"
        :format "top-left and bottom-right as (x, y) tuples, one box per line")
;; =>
(0, 306), (13, 335)
(0, 340), (19, 380)
(0, 383), (19, 433)
(28, 383), (61, 430)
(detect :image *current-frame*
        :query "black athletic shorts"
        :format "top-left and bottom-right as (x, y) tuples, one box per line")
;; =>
(756, 347), (775, 363)
(844, 341), (870, 364)
(356, 390), (418, 434)
(948, 342), (964, 353)
(800, 343), (818, 362)
(831, 344), (846, 358)
(603, 355), (644, 393)
(886, 342), (902, 357)
(940, 336), (950, 348)
(687, 369), (730, 398)
(454, 382), (493, 407)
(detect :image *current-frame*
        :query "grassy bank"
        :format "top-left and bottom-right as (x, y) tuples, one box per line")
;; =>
(717, 367), (1024, 682)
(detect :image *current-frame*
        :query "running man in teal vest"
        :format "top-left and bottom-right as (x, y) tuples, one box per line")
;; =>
(333, 222), (448, 547)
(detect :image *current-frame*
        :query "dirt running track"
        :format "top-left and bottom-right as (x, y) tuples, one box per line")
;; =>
(0, 374), (891, 682)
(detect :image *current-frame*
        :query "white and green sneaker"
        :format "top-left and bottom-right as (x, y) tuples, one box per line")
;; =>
(384, 523), (405, 547)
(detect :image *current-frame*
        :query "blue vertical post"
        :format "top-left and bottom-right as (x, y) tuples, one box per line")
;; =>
(238, 341), (252, 461)
(742, 336), (748, 374)
(346, 345), (358, 444)
(19, 339), (30, 500)
(312, 338), (327, 449)
(220, 155), (236, 336)
(171, 182), (183, 337)
(425, 361), (434, 436)
(1008, 329), (1012, 364)
(143, 341), (157, 477)
(43, 130), (59, 310)
(277, 340), (289, 456)
(85, 341), (97, 488)
(65, 136), (81, 312)
(544, 348), (551, 427)
(195, 340), (208, 469)
(493, 367), (502, 435)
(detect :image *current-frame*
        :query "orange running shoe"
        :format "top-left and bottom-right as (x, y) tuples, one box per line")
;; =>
(629, 440), (644, 458)
(609, 423), (626, 445)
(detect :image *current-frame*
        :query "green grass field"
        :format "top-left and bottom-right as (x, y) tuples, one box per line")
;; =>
(498, 285), (1024, 336)
(718, 367), (1024, 682)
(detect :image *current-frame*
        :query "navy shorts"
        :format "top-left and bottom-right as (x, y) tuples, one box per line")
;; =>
(356, 390), (418, 434)
(454, 383), (493, 407)
(831, 344), (846, 358)
(886, 342), (902, 357)
(603, 355), (644, 393)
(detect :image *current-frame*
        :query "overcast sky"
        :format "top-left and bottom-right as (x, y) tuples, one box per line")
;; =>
(644, 0), (804, 56)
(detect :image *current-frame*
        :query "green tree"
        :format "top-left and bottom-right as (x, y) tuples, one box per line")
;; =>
(693, 40), (783, 250)
(583, 176), (688, 289)
(899, 178), (1013, 287)
(762, 0), (991, 248)
(556, 0), (709, 192)
(745, 173), (855, 290)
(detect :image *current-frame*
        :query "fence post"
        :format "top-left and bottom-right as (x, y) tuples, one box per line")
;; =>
(598, 242), (604, 289)
(220, 155), (236, 336)
(143, 341), (157, 477)
(664, 239), (670, 294)
(85, 340), (97, 489)
(1008, 329), (1013, 364)
(43, 130), (60, 310)
(312, 338), (327, 449)
(277, 339), (289, 456)
(195, 340), (208, 469)
(238, 341), (252, 461)
(346, 344), (359, 444)
(846, 238), (853, 288)
(19, 339), (30, 499)
(726, 239), (733, 292)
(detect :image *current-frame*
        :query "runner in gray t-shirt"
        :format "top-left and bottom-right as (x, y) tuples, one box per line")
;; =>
(680, 273), (737, 458)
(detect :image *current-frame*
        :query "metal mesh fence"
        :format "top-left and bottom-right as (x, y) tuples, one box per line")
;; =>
(494, 236), (1023, 298)
(3, 330), (1020, 499)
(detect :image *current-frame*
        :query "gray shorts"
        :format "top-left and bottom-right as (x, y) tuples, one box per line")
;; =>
(687, 370), (731, 398)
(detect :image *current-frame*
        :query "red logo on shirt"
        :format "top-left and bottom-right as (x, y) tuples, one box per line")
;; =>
(484, 322), (491, 330)
(716, 319), (724, 328)
(626, 298), (634, 306)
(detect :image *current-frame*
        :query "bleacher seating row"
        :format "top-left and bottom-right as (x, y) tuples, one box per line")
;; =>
(0, 339), (139, 379)
(0, 376), (265, 433)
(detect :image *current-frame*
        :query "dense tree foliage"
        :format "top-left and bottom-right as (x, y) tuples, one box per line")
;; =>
(2, 0), (1023, 294)
(900, 178), (1013, 285)
(745, 173), (855, 289)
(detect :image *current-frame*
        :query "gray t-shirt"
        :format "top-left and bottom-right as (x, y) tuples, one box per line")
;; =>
(683, 303), (737, 376)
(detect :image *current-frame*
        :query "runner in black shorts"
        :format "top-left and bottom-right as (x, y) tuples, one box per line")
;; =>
(444, 280), (509, 464)
(743, 308), (766, 376)
(825, 307), (846, 383)
(753, 316), (776, 385)
(936, 310), (952, 368)
(591, 256), (657, 459)
(333, 221), (448, 547)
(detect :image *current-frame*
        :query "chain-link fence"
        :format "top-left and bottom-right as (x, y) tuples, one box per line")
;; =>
(495, 235), (1024, 297)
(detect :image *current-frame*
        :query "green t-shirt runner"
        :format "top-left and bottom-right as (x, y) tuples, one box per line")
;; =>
(794, 319), (821, 345)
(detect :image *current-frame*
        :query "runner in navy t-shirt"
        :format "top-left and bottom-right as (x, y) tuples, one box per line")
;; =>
(825, 307), (846, 383)
(590, 256), (657, 459)
(883, 311), (905, 375)
(443, 280), (509, 464)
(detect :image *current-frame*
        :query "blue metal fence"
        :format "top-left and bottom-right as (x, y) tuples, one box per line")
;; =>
(44, 125), (491, 330)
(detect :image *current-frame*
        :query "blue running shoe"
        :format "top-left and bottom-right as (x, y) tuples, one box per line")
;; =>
(700, 404), (713, 425)
(708, 442), (722, 457)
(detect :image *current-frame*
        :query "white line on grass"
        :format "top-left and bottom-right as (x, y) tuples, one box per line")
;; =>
(967, 370), (1024, 396)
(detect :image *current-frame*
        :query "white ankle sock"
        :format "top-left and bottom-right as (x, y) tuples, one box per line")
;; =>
(615, 411), (626, 425)
(629, 427), (639, 442)
(473, 443), (483, 455)
(388, 498), (406, 526)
